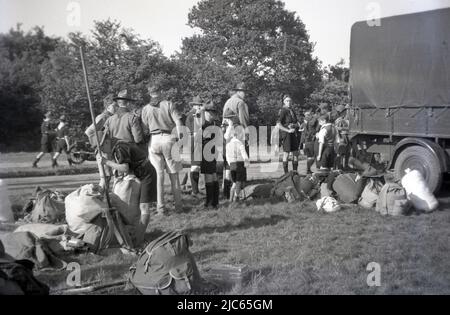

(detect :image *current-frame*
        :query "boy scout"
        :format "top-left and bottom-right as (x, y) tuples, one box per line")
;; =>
(52, 115), (73, 167)
(316, 115), (340, 171)
(32, 111), (56, 168)
(102, 90), (144, 146)
(183, 96), (204, 198)
(222, 82), (250, 198)
(334, 104), (350, 170)
(85, 94), (117, 190)
(141, 83), (184, 214)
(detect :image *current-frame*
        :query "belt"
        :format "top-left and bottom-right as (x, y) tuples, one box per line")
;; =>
(151, 130), (171, 135)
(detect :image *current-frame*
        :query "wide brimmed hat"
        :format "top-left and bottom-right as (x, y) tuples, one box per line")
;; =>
(232, 82), (249, 92)
(189, 96), (205, 106)
(113, 89), (137, 102)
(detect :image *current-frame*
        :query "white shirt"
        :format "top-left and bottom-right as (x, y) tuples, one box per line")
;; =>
(317, 123), (340, 145)
(226, 137), (249, 166)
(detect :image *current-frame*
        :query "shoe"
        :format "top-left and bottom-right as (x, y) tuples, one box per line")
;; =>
(32, 161), (38, 168)
(51, 159), (58, 168)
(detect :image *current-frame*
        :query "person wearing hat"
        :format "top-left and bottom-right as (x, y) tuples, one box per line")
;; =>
(51, 115), (73, 168)
(276, 94), (302, 174)
(32, 111), (56, 168)
(85, 94), (118, 190)
(141, 83), (184, 214)
(222, 82), (250, 199)
(103, 89), (144, 146)
(334, 104), (350, 170)
(182, 96), (205, 198)
(199, 101), (221, 208)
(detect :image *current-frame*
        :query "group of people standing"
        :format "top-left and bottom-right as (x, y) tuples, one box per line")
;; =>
(33, 81), (350, 244)
(276, 98), (350, 175)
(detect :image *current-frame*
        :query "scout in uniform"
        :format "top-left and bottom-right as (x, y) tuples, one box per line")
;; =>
(141, 84), (184, 214)
(276, 94), (301, 174)
(224, 113), (250, 202)
(222, 82), (250, 199)
(102, 89), (144, 146)
(200, 102), (221, 208)
(316, 114), (340, 171)
(334, 104), (350, 170)
(301, 110), (318, 174)
(32, 111), (56, 168)
(182, 96), (204, 198)
(100, 141), (157, 246)
(52, 115), (73, 167)
(85, 94), (117, 190)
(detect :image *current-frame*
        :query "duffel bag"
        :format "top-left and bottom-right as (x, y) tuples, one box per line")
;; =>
(332, 173), (366, 203)
(376, 182), (411, 216)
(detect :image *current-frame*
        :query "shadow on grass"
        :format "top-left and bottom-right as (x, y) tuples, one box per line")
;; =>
(184, 215), (289, 236)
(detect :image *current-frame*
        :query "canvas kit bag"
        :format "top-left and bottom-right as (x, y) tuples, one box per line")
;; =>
(129, 231), (202, 295)
(375, 182), (411, 216)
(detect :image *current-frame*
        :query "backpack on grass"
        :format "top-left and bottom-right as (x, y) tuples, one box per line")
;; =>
(375, 182), (411, 216)
(129, 231), (202, 295)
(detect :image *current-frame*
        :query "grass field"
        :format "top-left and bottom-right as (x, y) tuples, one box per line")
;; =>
(2, 152), (450, 295)
(5, 189), (449, 295)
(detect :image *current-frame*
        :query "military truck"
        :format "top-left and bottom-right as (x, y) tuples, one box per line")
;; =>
(348, 8), (450, 192)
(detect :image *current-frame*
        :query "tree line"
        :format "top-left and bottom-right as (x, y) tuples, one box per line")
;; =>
(0, 0), (348, 152)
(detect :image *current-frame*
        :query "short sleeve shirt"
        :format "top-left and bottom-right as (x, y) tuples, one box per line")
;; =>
(141, 100), (182, 134)
(104, 108), (144, 144)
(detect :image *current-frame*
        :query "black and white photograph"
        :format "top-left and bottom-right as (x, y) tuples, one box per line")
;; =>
(0, 0), (450, 298)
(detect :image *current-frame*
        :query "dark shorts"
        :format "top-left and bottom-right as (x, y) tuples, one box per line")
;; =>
(137, 161), (157, 204)
(40, 135), (53, 153)
(201, 159), (217, 174)
(317, 146), (335, 169)
(56, 139), (68, 154)
(304, 142), (315, 158)
(190, 135), (202, 167)
(281, 131), (300, 153)
(230, 162), (247, 183)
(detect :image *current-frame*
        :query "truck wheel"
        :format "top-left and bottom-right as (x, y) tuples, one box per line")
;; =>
(394, 146), (443, 193)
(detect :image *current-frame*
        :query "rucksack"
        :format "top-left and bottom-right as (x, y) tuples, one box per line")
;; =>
(27, 188), (66, 224)
(129, 231), (202, 295)
(0, 260), (49, 295)
(376, 182), (411, 216)
(333, 173), (366, 203)
(358, 179), (384, 209)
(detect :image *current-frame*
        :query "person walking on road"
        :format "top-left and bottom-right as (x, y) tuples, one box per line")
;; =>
(141, 83), (184, 215)
(32, 111), (56, 168)
(52, 115), (73, 168)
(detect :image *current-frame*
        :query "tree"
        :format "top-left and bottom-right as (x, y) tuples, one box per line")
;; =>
(178, 0), (322, 123)
(39, 19), (181, 138)
(0, 25), (60, 151)
(306, 60), (350, 110)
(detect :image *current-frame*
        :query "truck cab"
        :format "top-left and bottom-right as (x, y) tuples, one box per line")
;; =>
(348, 8), (450, 192)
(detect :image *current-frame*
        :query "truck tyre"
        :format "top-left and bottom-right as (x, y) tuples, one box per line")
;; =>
(394, 146), (443, 193)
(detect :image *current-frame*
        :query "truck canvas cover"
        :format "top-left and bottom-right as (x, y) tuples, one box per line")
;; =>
(350, 8), (450, 109)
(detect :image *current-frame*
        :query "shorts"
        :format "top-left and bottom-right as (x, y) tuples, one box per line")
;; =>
(138, 161), (157, 204)
(281, 131), (300, 153)
(40, 135), (53, 153)
(230, 162), (247, 183)
(201, 159), (217, 174)
(304, 142), (315, 158)
(317, 146), (335, 169)
(56, 139), (68, 154)
(149, 133), (183, 174)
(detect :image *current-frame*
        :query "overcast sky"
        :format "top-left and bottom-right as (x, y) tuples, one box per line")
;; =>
(1, 0), (449, 66)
